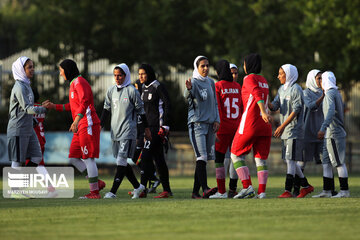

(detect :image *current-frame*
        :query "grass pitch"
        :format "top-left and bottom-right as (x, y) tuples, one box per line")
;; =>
(0, 175), (359, 240)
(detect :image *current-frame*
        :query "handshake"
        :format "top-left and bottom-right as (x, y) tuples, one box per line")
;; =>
(41, 100), (55, 109)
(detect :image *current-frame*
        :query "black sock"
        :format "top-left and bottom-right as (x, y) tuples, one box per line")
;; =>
(110, 165), (126, 194)
(125, 164), (140, 189)
(285, 174), (294, 192)
(323, 177), (334, 191)
(196, 160), (208, 192)
(229, 178), (238, 191)
(300, 176), (310, 187)
(293, 174), (300, 193)
(192, 168), (200, 194)
(339, 177), (349, 191)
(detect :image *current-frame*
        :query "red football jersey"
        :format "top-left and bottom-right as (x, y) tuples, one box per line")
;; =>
(68, 76), (100, 130)
(237, 74), (272, 136)
(215, 80), (242, 134)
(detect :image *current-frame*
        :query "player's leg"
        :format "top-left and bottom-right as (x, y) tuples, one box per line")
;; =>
(279, 139), (296, 198)
(313, 142), (335, 197)
(295, 140), (314, 198)
(152, 134), (172, 198)
(188, 123), (213, 198)
(211, 133), (232, 198)
(253, 136), (271, 198)
(230, 133), (254, 198)
(328, 138), (350, 198)
(77, 126), (102, 199)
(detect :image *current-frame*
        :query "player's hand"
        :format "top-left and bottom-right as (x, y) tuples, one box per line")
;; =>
(273, 125), (284, 138)
(261, 112), (272, 124)
(215, 134), (220, 143)
(144, 127), (152, 141)
(317, 131), (325, 140)
(42, 100), (55, 109)
(185, 78), (192, 90)
(158, 126), (169, 142)
(69, 116), (81, 133)
(213, 122), (220, 133)
(135, 83), (138, 90)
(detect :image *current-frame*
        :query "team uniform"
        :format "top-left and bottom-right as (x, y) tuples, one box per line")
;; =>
(270, 64), (313, 198)
(314, 71), (349, 198)
(54, 59), (103, 199)
(210, 60), (242, 198)
(231, 69), (272, 198)
(66, 76), (101, 159)
(139, 64), (173, 198)
(185, 56), (220, 198)
(7, 57), (46, 165)
(101, 64), (146, 199)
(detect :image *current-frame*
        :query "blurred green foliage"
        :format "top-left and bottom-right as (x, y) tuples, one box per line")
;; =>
(0, 0), (359, 131)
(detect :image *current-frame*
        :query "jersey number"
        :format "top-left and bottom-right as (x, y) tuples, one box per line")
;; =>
(224, 98), (239, 119)
(81, 146), (88, 155)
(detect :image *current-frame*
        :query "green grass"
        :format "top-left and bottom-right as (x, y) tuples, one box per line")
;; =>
(0, 175), (359, 240)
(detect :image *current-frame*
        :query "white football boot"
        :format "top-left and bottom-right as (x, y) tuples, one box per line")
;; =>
(209, 191), (228, 199)
(331, 190), (350, 198)
(233, 185), (256, 199)
(104, 192), (116, 199)
(312, 190), (332, 198)
(132, 184), (145, 199)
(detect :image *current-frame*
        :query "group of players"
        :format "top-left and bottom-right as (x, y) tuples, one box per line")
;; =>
(186, 53), (349, 199)
(6, 53), (350, 199)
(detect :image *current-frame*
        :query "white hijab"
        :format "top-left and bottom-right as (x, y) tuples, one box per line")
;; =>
(116, 63), (131, 88)
(306, 69), (321, 93)
(282, 64), (298, 90)
(12, 56), (30, 84)
(192, 55), (208, 81)
(230, 63), (238, 69)
(322, 71), (338, 92)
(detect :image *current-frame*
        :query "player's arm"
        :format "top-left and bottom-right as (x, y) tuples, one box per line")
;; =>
(42, 100), (70, 111)
(274, 88), (302, 138)
(212, 80), (220, 132)
(100, 88), (112, 129)
(249, 78), (271, 123)
(157, 83), (171, 130)
(16, 87), (46, 115)
(318, 91), (335, 139)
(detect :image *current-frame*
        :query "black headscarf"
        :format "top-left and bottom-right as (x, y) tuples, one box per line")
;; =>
(244, 53), (262, 74)
(60, 59), (80, 81)
(215, 59), (233, 82)
(139, 63), (156, 86)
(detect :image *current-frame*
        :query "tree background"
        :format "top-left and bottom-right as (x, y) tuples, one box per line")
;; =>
(0, 0), (359, 131)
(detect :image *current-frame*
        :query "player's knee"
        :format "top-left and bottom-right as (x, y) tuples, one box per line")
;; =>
(255, 158), (267, 167)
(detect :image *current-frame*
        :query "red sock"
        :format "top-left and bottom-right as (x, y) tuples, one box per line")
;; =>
(217, 178), (226, 194)
(258, 184), (266, 194)
(241, 176), (252, 189)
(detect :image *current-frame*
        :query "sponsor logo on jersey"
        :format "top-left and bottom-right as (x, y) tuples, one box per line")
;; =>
(200, 89), (208, 100)
(123, 97), (129, 103)
(221, 88), (239, 94)
(71, 92), (74, 99)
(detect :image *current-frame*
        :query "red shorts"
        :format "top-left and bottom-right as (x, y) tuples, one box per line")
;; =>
(231, 134), (271, 159)
(215, 133), (235, 154)
(68, 124), (100, 159)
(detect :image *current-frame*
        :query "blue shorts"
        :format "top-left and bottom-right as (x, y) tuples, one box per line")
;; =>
(188, 122), (215, 161)
(7, 130), (42, 163)
(322, 137), (346, 167)
(282, 138), (303, 161)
